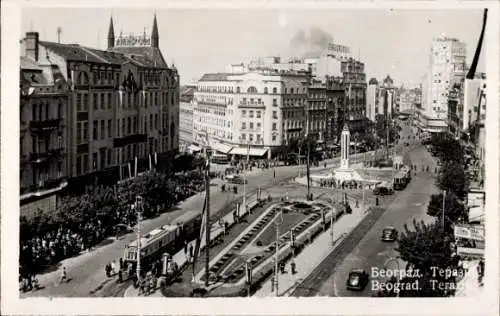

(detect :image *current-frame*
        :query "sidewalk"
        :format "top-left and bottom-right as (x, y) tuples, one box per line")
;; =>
(253, 201), (369, 297)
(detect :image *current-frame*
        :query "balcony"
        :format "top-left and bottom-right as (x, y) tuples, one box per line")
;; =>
(29, 148), (65, 164)
(238, 101), (266, 109)
(29, 119), (62, 132)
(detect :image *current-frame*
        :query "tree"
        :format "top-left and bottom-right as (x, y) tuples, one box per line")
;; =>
(396, 219), (459, 297)
(429, 133), (464, 165)
(427, 192), (468, 228)
(437, 161), (469, 198)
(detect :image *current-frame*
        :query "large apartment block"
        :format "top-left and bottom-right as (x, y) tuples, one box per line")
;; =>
(193, 67), (310, 159)
(20, 15), (179, 201)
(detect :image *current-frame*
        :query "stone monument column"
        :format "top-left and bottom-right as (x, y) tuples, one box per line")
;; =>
(340, 124), (350, 170)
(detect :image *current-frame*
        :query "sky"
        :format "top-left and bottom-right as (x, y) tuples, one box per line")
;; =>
(21, 8), (486, 86)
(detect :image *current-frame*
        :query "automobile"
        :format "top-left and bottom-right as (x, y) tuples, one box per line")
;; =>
(373, 186), (393, 196)
(225, 174), (247, 184)
(346, 269), (370, 291)
(381, 226), (398, 242)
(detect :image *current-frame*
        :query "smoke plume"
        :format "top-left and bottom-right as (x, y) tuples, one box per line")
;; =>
(289, 27), (334, 58)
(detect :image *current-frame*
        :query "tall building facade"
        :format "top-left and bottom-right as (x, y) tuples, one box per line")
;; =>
(193, 69), (310, 159)
(179, 84), (196, 150)
(422, 37), (467, 131)
(366, 78), (379, 122)
(20, 15), (179, 186)
(307, 78), (327, 142)
(20, 55), (70, 202)
(341, 59), (367, 133)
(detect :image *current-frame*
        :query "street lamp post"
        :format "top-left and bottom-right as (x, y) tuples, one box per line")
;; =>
(239, 137), (250, 215)
(274, 210), (282, 296)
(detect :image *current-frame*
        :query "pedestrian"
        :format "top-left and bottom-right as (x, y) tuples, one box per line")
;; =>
(184, 240), (188, 254)
(270, 275), (275, 292)
(105, 263), (111, 277)
(189, 244), (194, 263)
(119, 257), (124, 270)
(118, 269), (123, 283)
(291, 261), (297, 275)
(60, 266), (68, 283)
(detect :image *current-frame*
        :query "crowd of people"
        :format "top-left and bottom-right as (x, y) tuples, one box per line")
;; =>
(19, 170), (211, 291)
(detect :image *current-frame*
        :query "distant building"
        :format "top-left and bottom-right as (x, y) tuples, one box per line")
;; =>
(20, 15), (179, 189)
(341, 59), (367, 133)
(366, 78), (379, 122)
(422, 37), (467, 132)
(179, 84), (196, 150)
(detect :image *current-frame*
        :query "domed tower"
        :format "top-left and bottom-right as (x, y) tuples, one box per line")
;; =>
(107, 16), (115, 49)
(151, 14), (159, 48)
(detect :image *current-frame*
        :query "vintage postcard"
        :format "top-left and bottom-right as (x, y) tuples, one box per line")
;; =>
(1, 0), (499, 315)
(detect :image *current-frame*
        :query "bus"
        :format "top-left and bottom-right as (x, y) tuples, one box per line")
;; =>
(393, 166), (412, 190)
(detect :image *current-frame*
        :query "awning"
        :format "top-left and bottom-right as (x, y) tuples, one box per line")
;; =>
(230, 147), (268, 157)
(188, 144), (202, 152)
(212, 142), (233, 154)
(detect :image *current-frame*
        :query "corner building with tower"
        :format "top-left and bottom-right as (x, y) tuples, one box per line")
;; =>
(20, 15), (179, 214)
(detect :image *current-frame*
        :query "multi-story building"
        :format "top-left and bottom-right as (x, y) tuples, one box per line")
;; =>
(422, 37), (467, 132)
(179, 84), (196, 151)
(366, 78), (379, 122)
(325, 76), (345, 143)
(20, 55), (70, 215)
(398, 86), (422, 114)
(307, 78), (327, 142)
(193, 69), (310, 159)
(341, 59), (367, 133)
(20, 15), (179, 187)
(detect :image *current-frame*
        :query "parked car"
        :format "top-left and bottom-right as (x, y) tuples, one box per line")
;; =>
(346, 269), (370, 291)
(373, 186), (393, 196)
(381, 226), (398, 242)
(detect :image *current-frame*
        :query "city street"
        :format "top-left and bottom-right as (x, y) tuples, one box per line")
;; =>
(292, 122), (440, 297)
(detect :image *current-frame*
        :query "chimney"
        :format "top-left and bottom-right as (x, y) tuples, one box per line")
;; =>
(25, 32), (40, 61)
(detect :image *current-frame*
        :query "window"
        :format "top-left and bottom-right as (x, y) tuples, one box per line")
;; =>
(273, 87), (277, 94)
(257, 122), (261, 129)
(237, 87), (241, 93)
(247, 86), (258, 93)
(107, 119), (112, 138)
(242, 110), (247, 117)
(241, 133), (246, 140)
(127, 117), (132, 134)
(273, 111), (278, 119)
(83, 154), (89, 173)
(100, 120), (105, 140)
(82, 94), (88, 111)
(250, 122), (254, 129)
(150, 114), (153, 131)
(242, 122), (246, 129)
(264, 87), (268, 94)
(273, 99), (277, 107)
(249, 111), (254, 118)
(256, 111), (261, 118)
(77, 123), (82, 144)
(107, 149), (112, 166)
(83, 121), (88, 141)
(93, 152), (98, 170)
(93, 94), (98, 110)
(122, 119), (126, 136)
(93, 120), (98, 140)
(272, 123), (277, 130)
(257, 134), (261, 142)
(76, 156), (82, 176)
(272, 135), (277, 141)
(108, 93), (112, 109)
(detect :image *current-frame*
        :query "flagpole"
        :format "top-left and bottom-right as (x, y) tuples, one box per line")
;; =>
(205, 133), (211, 287)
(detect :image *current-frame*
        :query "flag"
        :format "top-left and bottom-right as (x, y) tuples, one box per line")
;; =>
(192, 194), (208, 278)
